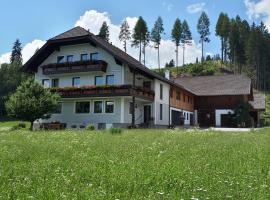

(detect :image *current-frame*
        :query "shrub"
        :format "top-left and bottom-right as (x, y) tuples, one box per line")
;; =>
(18, 122), (26, 128)
(86, 124), (95, 131)
(10, 125), (20, 131)
(110, 128), (122, 135)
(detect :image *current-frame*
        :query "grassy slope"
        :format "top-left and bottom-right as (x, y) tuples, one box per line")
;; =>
(0, 128), (269, 199)
(153, 60), (228, 77)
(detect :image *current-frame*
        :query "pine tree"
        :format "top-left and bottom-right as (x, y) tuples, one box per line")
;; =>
(171, 18), (182, 75)
(132, 16), (148, 63)
(142, 31), (150, 66)
(10, 39), (23, 65)
(181, 20), (192, 66)
(197, 11), (210, 62)
(151, 16), (164, 72)
(216, 12), (225, 63)
(119, 19), (131, 53)
(98, 21), (110, 42)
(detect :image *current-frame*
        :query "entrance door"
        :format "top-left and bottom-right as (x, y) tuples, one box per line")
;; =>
(190, 114), (194, 126)
(144, 105), (151, 123)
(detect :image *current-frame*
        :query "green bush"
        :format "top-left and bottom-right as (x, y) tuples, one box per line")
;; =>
(18, 122), (26, 128)
(110, 128), (122, 135)
(86, 124), (95, 131)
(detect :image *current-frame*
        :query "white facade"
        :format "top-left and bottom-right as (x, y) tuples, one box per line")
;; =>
(34, 43), (171, 128)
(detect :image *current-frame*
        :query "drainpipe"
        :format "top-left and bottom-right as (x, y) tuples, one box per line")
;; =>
(132, 71), (136, 127)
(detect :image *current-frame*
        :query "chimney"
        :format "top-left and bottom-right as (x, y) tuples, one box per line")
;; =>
(165, 70), (170, 80)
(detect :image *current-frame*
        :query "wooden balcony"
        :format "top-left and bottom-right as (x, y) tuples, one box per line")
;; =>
(41, 60), (107, 75)
(50, 85), (155, 101)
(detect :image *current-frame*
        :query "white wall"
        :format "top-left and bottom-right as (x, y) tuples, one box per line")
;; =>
(35, 44), (122, 87)
(215, 109), (234, 127)
(154, 79), (170, 126)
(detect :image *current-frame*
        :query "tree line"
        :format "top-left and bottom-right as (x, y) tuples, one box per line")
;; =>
(98, 12), (210, 74)
(216, 13), (270, 90)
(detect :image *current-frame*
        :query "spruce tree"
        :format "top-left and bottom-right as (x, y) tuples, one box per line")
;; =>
(171, 18), (182, 74)
(181, 20), (192, 66)
(98, 21), (110, 42)
(151, 16), (164, 71)
(197, 11), (210, 62)
(132, 16), (148, 63)
(10, 39), (23, 65)
(119, 19), (131, 53)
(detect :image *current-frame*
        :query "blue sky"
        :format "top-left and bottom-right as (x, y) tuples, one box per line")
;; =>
(1, 0), (269, 67)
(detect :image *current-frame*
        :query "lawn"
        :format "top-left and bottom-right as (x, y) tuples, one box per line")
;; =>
(0, 126), (269, 199)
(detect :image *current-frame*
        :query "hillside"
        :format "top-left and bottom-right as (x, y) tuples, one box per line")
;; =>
(153, 61), (234, 77)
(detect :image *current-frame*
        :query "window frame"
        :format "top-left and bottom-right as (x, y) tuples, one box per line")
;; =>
(176, 91), (181, 101)
(160, 84), (163, 100)
(75, 101), (90, 114)
(53, 102), (63, 114)
(81, 53), (88, 61)
(72, 77), (80, 87)
(106, 75), (114, 85)
(66, 55), (74, 63)
(95, 76), (103, 86)
(93, 100), (103, 114)
(159, 104), (163, 120)
(90, 52), (99, 61)
(42, 79), (50, 88)
(105, 101), (115, 114)
(57, 56), (65, 63)
(51, 78), (59, 87)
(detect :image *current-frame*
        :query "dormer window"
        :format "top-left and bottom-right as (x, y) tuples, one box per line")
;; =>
(81, 54), (88, 61)
(67, 55), (74, 62)
(90, 53), (98, 61)
(57, 56), (65, 63)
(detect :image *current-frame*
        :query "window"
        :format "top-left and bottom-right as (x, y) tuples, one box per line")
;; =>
(94, 101), (103, 113)
(51, 78), (59, 87)
(105, 101), (114, 113)
(160, 84), (163, 100)
(57, 56), (65, 63)
(187, 113), (189, 120)
(188, 96), (190, 103)
(176, 92), (181, 100)
(75, 102), (90, 113)
(42, 79), (50, 88)
(72, 77), (80, 87)
(67, 55), (74, 62)
(170, 89), (173, 98)
(54, 102), (62, 114)
(95, 76), (103, 85)
(183, 94), (186, 102)
(160, 104), (163, 120)
(90, 53), (99, 60)
(106, 75), (114, 85)
(81, 54), (88, 61)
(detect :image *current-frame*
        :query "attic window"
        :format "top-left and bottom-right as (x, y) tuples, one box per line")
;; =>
(114, 58), (122, 65)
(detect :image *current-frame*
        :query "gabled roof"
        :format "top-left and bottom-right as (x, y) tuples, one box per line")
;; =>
(50, 27), (90, 40)
(23, 26), (175, 86)
(249, 93), (266, 110)
(173, 75), (252, 96)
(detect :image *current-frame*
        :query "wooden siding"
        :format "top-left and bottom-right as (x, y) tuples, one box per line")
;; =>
(170, 86), (194, 112)
(194, 95), (250, 110)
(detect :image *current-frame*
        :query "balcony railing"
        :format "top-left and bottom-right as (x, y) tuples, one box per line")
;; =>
(41, 60), (107, 75)
(50, 85), (155, 101)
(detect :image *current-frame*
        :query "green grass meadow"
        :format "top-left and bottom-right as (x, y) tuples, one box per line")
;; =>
(0, 124), (269, 199)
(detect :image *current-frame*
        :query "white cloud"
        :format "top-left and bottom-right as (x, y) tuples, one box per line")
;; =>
(0, 39), (45, 66)
(244, 0), (270, 29)
(0, 52), (11, 65)
(1, 9), (201, 68)
(186, 3), (206, 14)
(162, 2), (174, 12)
(75, 10), (201, 67)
